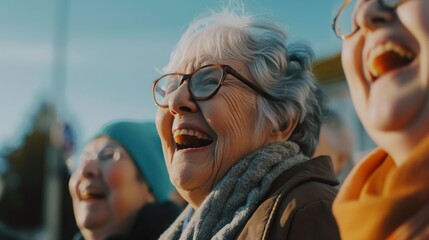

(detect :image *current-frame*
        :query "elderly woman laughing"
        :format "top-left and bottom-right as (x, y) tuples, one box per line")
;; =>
(153, 7), (340, 240)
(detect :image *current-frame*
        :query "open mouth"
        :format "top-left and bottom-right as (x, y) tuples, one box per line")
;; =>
(173, 128), (213, 150)
(80, 189), (107, 201)
(368, 41), (415, 81)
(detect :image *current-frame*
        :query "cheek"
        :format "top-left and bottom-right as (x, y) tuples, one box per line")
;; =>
(342, 38), (362, 87)
(68, 174), (79, 202)
(211, 89), (256, 139)
(341, 41), (354, 77)
(156, 109), (174, 165)
(342, 37), (368, 120)
(104, 164), (140, 215)
(105, 166), (127, 188)
(399, 3), (429, 85)
(104, 164), (134, 209)
(399, 2), (429, 37)
(156, 108), (171, 134)
(409, 6), (429, 128)
(203, 89), (257, 169)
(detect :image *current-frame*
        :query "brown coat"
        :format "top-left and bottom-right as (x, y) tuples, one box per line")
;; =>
(236, 156), (340, 240)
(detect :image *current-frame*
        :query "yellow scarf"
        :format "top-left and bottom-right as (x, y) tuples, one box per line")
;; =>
(333, 136), (429, 240)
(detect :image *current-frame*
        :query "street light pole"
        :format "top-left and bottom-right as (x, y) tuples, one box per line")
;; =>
(43, 0), (69, 239)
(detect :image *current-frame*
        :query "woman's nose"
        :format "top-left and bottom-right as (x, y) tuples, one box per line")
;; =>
(79, 159), (101, 178)
(355, 0), (396, 35)
(168, 81), (199, 116)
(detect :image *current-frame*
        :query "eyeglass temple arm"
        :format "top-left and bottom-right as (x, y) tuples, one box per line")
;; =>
(225, 66), (282, 101)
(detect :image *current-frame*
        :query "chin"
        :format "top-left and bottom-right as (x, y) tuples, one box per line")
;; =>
(79, 215), (100, 229)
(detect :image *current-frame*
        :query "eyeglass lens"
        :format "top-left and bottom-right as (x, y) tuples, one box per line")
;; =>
(382, 0), (404, 8)
(336, 0), (358, 37)
(154, 74), (181, 106)
(189, 66), (223, 98)
(336, 0), (407, 38)
(98, 148), (120, 162)
(82, 148), (120, 162)
(154, 66), (224, 105)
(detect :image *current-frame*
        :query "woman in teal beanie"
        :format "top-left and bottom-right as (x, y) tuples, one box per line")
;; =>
(69, 120), (181, 240)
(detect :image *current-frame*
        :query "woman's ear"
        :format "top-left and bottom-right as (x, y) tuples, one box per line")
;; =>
(267, 117), (299, 144)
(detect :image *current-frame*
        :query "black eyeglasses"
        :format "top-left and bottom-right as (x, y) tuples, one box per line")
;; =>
(152, 64), (281, 108)
(332, 0), (410, 39)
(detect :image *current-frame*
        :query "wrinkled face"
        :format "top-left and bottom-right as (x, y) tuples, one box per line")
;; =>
(156, 59), (273, 207)
(69, 137), (153, 237)
(342, 0), (429, 162)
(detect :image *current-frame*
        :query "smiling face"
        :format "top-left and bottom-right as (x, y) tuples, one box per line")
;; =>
(156, 59), (274, 207)
(69, 136), (154, 239)
(342, 0), (429, 164)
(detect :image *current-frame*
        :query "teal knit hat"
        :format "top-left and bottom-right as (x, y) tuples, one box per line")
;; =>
(91, 120), (173, 202)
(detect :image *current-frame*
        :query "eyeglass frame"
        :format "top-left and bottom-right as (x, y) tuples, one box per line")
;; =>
(68, 148), (121, 173)
(152, 63), (282, 108)
(80, 147), (122, 164)
(76, 147), (148, 182)
(332, 0), (410, 40)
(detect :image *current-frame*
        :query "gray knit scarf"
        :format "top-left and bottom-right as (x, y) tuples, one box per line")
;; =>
(159, 141), (309, 240)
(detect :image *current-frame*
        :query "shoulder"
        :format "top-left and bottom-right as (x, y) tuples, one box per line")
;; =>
(237, 157), (340, 240)
(268, 176), (339, 239)
(270, 158), (340, 239)
(273, 156), (339, 206)
(125, 201), (183, 240)
(71, 232), (84, 240)
(137, 201), (182, 221)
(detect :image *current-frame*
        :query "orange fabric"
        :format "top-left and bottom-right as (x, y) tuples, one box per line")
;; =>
(333, 136), (429, 240)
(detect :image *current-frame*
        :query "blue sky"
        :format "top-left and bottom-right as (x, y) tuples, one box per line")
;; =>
(0, 0), (343, 151)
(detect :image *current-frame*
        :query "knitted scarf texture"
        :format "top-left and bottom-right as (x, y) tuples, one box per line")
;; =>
(159, 141), (308, 240)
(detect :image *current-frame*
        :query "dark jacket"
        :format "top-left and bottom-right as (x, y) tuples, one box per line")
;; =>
(236, 156), (340, 240)
(73, 201), (182, 240)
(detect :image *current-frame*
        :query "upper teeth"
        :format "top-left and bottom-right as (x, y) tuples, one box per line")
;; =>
(173, 129), (211, 140)
(80, 190), (104, 199)
(368, 41), (414, 77)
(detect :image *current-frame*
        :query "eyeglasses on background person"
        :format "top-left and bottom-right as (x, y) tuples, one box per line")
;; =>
(81, 147), (121, 163)
(66, 147), (122, 174)
(332, 0), (411, 39)
(152, 64), (281, 108)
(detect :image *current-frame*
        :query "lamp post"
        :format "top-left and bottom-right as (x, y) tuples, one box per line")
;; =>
(43, 0), (69, 239)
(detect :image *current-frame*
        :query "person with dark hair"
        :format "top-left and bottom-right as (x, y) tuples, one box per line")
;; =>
(69, 121), (181, 240)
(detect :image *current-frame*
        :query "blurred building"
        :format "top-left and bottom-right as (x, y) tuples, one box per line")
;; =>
(313, 53), (376, 162)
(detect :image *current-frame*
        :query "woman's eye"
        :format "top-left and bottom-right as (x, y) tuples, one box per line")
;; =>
(98, 150), (115, 161)
(201, 77), (219, 86)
